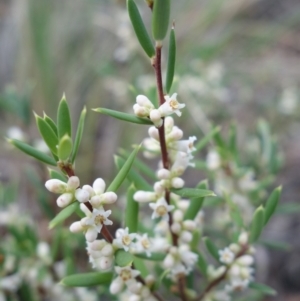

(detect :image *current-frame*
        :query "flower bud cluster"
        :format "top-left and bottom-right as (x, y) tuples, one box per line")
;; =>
(110, 266), (156, 301)
(208, 231), (255, 297)
(133, 94), (185, 127)
(163, 245), (198, 280)
(86, 239), (114, 270)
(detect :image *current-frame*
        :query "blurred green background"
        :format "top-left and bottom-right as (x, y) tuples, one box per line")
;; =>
(1, 0), (300, 300)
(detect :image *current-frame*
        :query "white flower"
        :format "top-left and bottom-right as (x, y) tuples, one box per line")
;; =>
(158, 93), (185, 117)
(134, 234), (152, 257)
(149, 109), (163, 127)
(133, 95), (155, 118)
(175, 136), (197, 154)
(171, 151), (195, 176)
(225, 279), (249, 292)
(113, 227), (136, 251)
(219, 247), (235, 265)
(149, 198), (174, 221)
(110, 266), (140, 295)
(70, 204), (113, 242)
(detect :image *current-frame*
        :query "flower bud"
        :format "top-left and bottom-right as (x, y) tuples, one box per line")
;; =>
(101, 244), (114, 256)
(67, 176), (80, 190)
(136, 95), (153, 108)
(180, 231), (193, 243)
(133, 104), (147, 117)
(93, 178), (106, 195)
(171, 222), (181, 234)
(148, 126), (159, 140)
(56, 193), (73, 207)
(236, 255), (254, 266)
(183, 220), (196, 231)
(102, 192), (118, 204)
(75, 188), (90, 203)
(45, 179), (67, 194)
(149, 109), (162, 124)
(171, 177), (185, 189)
(99, 256), (113, 270)
(90, 240), (106, 251)
(173, 210), (183, 222)
(163, 254), (175, 268)
(70, 221), (84, 233)
(110, 277), (124, 294)
(134, 191), (156, 203)
(157, 168), (170, 180)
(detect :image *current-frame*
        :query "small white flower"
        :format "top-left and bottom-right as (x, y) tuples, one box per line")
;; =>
(219, 247), (235, 265)
(149, 198), (174, 221)
(134, 234), (152, 257)
(175, 136), (197, 154)
(149, 109), (162, 127)
(70, 204), (113, 242)
(110, 266), (140, 294)
(113, 227), (136, 251)
(56, 192), (73, 207)
(171, 151), (195, 176)
(45, 179), (68, 194)
(236, 255), (254, 266)
(158, 93), (185, 117)
(225, 279), (249, 292)
(171, 177), (185, 189)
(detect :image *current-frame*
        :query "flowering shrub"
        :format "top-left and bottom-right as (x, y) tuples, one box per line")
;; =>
(3, 0), (283, 301)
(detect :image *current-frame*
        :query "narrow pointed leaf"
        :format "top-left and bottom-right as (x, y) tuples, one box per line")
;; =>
(125, 184), (139, 233)
(8, 139), (57, 166)
(58, 134), (73, 161)
(165, 26), (176, 93)
(184, 180), (208, 220)
(115, 249), (134, 267)
(61, 272), (113, 287)
(195, 126), (221, 151)
(203, 237), (219, 262)
(134, 252), (166, 261)
(43, 113), (58, 136)
(107, 145), (140, 192)
(71, 106), (86, 163)
(115, 156), (152, 191)
(119, 148), (156, 180)
(249, 282), (277, 296)
(264, 186), (281, 225)
(249, 206), (265, 243)
(152, 0), (170, 41)
(127, 0), (155, 58)
(35, 114), (58, 155)
(93, 108), (152, 125)
(196, 252), (208, 276)
(171, 187), (216, 198)
(48, 202), (79, 229)
(57, 95), (72, 139)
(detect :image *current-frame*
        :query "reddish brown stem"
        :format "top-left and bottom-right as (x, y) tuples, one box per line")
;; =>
(153, 45), (188, 301)
(101, 225), (114, 244)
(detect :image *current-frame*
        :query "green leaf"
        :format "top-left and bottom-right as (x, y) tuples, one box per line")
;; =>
(93, 108), (152, 125)
(133, 257), (148, 278)
(115, 249), (134, 267)
(195, 126), (221, 152)
(196, 252), (208, 276)
(134, 252), (166, 261)
(203, 237), (219, 262)
(71, 106), (86, 163)
(35, 113), (58, 155)
(115, 156), (153, 191)
(184, 180), (208, 220)
(228, 122), (238, 160)
(171, 187), (216, 199)
(264, 186), (281, 225)
(125, 184), (139, 233)
(165, 26), (176, 93)
(107, 145), (140, 192)
(249, 206), (265, 243)
(119, 149), (156, 181)
(43, 113), (58, 135)
(249, 282), (277, 296)
(48, 168), (67, 182)
(152, 0), (170, 41)
(127, 0), (155, 58)
(8, 139), (57, 166)
(57, 95), (72, 140)
(57, 134), (73, 161)
(61, 272), (113, 287)
(48, 202), (79, 229)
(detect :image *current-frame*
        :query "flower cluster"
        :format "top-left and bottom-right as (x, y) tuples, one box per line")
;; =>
(207, 231), (255, 299)
(45, 177), (117, 243)
(133, 94), (185, 127)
